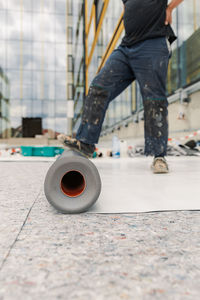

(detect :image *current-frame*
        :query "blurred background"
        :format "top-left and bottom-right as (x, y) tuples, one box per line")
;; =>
(0, 0), (200, 147)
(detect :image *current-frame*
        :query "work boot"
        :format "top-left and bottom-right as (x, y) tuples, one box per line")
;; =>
(57, 134), (95, 158)
(151, 157), (169, 174)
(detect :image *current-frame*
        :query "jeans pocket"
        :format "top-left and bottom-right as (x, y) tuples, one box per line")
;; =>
(165, 37), (172, 58)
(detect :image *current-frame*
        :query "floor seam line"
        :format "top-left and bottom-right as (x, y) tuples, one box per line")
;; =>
(0, 188), (42, 272)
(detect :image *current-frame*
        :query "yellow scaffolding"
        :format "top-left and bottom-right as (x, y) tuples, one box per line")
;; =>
(85, 0), (112, 94)
(97, 12), (124, 73)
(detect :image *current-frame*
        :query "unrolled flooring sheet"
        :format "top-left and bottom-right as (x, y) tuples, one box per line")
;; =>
(88, 156), (200, 213)
(0, 156), (199, 213)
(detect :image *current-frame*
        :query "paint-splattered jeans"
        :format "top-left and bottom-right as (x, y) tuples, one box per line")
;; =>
(76, 37), (171, 156)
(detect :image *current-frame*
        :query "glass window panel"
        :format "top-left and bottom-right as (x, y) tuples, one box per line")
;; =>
(33, 42), (55, 71)
(23, 42), (32, 70)
(67, 0), (73, 15)
(55, 14), (66, 42)
(0, 10), (6, 40)
(6, 69), (19, 83)
(97, 29), (103, 46)
(43, 71), (55, 100)
(32, 1), (40, 13)
(7, 11), (21, 40)
(42, 101), (55, 117)
(55, 44), (66, 70)
(23, 85), (32, 100)
(10, 100), (22, 117)
(55, 85), (66, 101)
(178, 3), (194, 44)
(67, 84), (73, 100)
(196, 0), (200, 29)
(43, 117), (55, 133)
(96, 0), (104, 25)
(73, 117), (81, 133)
(22, 12), (32, 41)
(0, 1), (4, 9)
(42, 15), (55, 43)
(67, 55), (73, 72)
(32, 71), (41, 100)
(55, 117), (67, 134)
(41, 71), (55, 100)
(56, 72), (66, 86)
(43, 83), (53, 101)
(23, 0), (33, 12)
(43, 43), (56, 71)
(21, 100), (33, 117)
(10, 117), (21, 132)
(1, 99), (8, 117)
(8, 71), (20, 100)
(87, 18), (95, 54)
(55, 100), (67, 117)
(0, 43), (6, 69)
(43, 0), (56, 14)
(32, 42), (40, 68)
(6, 41), (21, 69)
(55, 1), (66, 15)
(6, 1), (19, 10)
(115, 98), (122, 123)
(97, 56), (102, 68)
(33, 100), (42, 117)
(67, 27), (73, 44)
(32, 13), (42, 42)
(1, 76), (10, 100)
(107, 101), (115, 127)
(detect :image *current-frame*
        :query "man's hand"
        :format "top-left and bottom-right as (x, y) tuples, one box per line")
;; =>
(165, 6), (172, 25)
(165, 0), (183, 25)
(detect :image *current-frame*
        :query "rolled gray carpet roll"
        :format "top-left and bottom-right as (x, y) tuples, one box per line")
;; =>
(44, 150), (101, 213)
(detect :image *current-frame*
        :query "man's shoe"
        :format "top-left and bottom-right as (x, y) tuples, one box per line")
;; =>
(57, 134), (95, 158)
(151, 157), (169, 174)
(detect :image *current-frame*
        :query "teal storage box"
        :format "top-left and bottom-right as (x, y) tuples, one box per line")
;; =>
(21, 146), (33, 156)
(43, 146), (55, 157)
(21, 146), (64, 157)
(55, 147), (64, 155)
(32, 147), (44, 156)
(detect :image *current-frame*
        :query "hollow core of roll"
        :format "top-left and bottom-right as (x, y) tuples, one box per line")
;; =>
(60, 170), (86, 197)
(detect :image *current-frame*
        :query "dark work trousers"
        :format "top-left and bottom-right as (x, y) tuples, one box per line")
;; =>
(76, 37), (172, 156)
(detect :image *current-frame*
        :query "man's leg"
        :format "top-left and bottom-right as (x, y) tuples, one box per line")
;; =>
(58, 46), (135, 157)
(129, 37), (170, 158)
(76, 46), (135, 146)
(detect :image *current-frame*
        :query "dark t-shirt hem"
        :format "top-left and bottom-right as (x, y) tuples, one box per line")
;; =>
(120, 31), (177, 47)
